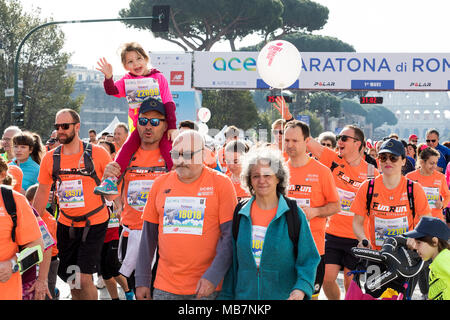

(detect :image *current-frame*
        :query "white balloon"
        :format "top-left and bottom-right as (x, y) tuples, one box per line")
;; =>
(197, 107), (211, 123)
(257, 40), (302, 89)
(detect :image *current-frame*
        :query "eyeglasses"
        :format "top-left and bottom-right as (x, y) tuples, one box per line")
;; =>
(426, 139), (436, 143)
(47, 138), (57, 144)
(272, 130), (283, 135)
(138, 117), (165, 127)
(54, 122), (77, 130)
(336, 135), (359, 142)
(378, 154), (400, 163)
(170, 149), (203, 160)
(321, 142), (332, 147)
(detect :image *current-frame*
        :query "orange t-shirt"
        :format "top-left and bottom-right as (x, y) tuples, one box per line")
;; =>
(406, 170), (450, 221)
(120, 148), (166, 230)
(38, 141), (112, 227)
(351, 175), (431, 250)
(226, 172), (250, 201)
(41, 210), (58, 257)
(287, 158), (340, 255)
(0, 190), (42, 300)
(143, 166), (237, 295)
(7, 165), (23, 193)
(319, 147), (379, 239)
(250, 201), (278, 267)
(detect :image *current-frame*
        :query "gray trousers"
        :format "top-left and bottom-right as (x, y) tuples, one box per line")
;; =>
(153, 288), (218, 300)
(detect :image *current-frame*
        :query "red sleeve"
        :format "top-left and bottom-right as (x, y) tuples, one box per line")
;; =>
(164, 101), (177, 130)
(103, 77), (120, 96)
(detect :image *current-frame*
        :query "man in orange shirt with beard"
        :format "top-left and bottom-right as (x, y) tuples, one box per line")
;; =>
(33, 109), (112, 300)
(284, 120), (340, 299)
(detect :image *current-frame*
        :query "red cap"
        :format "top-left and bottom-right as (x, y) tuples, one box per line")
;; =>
(409, 134), (418, 141)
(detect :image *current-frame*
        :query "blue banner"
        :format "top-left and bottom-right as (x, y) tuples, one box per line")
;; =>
(351, 80), (395, 90)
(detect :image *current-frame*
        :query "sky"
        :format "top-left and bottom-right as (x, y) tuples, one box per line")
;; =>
(19, 0), (450, 73)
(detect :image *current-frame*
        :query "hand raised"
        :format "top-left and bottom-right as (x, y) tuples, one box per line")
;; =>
(96, 57), (113, 79)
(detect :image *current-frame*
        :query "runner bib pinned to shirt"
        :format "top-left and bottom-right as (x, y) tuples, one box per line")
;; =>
(58, 179), (85, 209)
(163, 197), (206, 235)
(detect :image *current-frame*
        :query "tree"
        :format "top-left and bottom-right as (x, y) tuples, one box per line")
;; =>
(308, 92), (341, 131)
(362, 104), (398, 129)
(202, 90), (259, 132)
(0, 0), (83, 139)
(119, 0), (329, 51)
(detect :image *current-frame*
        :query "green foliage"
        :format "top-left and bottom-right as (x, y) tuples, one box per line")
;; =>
(309, 92), (341, 117)
(202, 90), (259, 131)
(0, 0), (83, 139)
(119, 0), (329, 51)
(362, 104), (398, 129)
(341, 98), (367, 117)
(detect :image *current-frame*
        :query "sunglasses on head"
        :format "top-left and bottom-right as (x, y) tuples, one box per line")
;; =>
(138, 117), (165, 127)
(379, 153), (400, 163)
(170, 149), (203, 160)
(336, 134), (359, 142)
(54, 122), (77, 130)
(426, 139), (436, 143)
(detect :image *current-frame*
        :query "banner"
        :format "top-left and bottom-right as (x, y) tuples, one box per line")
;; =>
(149, 52), (193, 91)
(193, 52), (450, 91)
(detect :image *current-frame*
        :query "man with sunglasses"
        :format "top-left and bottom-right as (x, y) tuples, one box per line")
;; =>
(306, 124), (379, 300)
(426, 129), (450, 174)
(102, 98), (168, 294)
(32, 109), (112, 300)
(135, 130), (237, 300)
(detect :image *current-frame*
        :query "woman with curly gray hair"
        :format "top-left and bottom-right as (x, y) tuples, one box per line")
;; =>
(220, 145), (320, 300)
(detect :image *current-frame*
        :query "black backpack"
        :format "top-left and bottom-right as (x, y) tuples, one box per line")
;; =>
(51, 142), (104, 242)
(1, 186), (17, 242)
(365, 178), (415, 218)
(231, 195), (300, 259)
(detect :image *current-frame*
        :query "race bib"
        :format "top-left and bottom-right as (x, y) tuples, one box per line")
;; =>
(295, 198), (310, 208)
(58, 179), (85, 209)
(337, 187), (355, 216)
(422, 187), (440, 209)
(374, 216), (409, 246)
(127, 180), (154, 212)
(163, 197), (206, 235)
(124, 78), (162, 129)
(251, 225), (267, 268)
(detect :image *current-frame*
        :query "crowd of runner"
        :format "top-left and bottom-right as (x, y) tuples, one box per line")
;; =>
(0, 42), (449, 301)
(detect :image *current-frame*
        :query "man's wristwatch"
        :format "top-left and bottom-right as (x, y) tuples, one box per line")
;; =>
(10, 258), (19, 273)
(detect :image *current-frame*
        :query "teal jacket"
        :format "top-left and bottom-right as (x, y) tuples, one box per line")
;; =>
(219, 196), (320, 300)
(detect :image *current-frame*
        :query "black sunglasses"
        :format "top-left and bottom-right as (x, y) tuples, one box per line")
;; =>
(321, 142), (332, 147)
(272, 130), (283, 135)
(138, 117), (165, 127)
(379, 153), (400, 163)
(54, 122), (77, 130)
(336, 135), (359, 142)
(170, 149), (203, 160)
(426, 139), (436, 143)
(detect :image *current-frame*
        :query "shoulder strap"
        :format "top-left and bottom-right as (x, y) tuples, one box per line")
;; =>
(406, 179), (415, 219)
(83, 142), (101, 186)
(366, 178), (375, 216)
(232, 198), (250, 242)
(330, 161), (339, 173)
(284, 196), (300, 260)
(51, 145), (63, 185)
(1, 186), (17, 242)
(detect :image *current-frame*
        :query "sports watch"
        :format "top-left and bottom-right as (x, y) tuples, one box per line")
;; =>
(10, 258), (19, 273)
